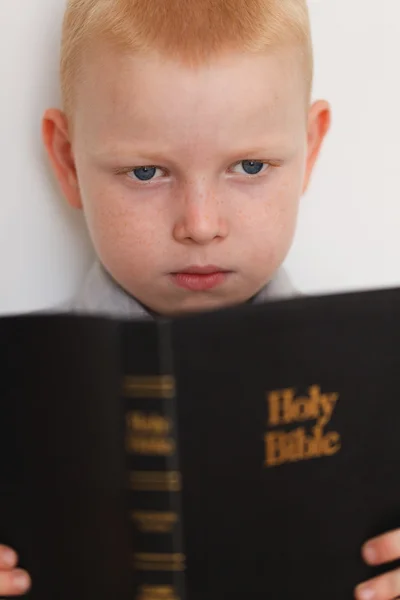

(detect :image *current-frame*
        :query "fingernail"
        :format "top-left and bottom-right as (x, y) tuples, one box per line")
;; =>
(13, 571), (30, 591)
(363, 543), (378, 564)
(2, 549), (16, 566)
(356, 584), (375, 600)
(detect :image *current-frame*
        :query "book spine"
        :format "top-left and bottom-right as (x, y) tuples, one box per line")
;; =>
(122, 320), (186, 600)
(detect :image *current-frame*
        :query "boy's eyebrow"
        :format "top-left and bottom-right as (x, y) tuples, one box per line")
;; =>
(91, 141), (292, 164)
(227, 146), (289, 160)
(90, 146), (173, 163)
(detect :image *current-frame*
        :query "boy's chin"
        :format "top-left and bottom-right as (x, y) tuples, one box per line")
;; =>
(147, 293), (252, 318)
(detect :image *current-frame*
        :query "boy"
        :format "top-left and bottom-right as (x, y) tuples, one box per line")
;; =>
(1, 0), (398, 597)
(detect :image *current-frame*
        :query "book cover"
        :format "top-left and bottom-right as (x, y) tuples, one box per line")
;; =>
(0, 287), (400, 598)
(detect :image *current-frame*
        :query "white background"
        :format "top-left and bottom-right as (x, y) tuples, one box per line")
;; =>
(0, 0), (398, 314)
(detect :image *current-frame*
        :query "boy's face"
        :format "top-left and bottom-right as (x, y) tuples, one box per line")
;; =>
(44, 45), (330, 315)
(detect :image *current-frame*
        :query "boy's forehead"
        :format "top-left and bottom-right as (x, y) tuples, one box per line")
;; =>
(73, 43), (307, 151)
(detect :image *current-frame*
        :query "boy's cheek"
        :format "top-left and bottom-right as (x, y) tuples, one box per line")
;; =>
(90, 219), (159, 270)
(78, 198), (158, 275)
(77, 173), (300, 271)
(78, 186), (143, 238)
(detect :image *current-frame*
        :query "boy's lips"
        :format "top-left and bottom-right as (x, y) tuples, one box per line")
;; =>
(170, 265), (232, 292)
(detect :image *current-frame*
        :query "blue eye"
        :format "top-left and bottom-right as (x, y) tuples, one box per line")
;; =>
(231, 160), (268, 176)
(131, 166), (158, 181)
(241, 160), (265, 175)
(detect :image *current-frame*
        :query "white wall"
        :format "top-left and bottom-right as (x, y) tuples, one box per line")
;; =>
(286, 0), (400, 294)
(0, 0), (93, 315)
(0, 0), (399, 314)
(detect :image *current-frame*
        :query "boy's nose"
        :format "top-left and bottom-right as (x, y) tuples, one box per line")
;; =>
(173, 186), (229, 245)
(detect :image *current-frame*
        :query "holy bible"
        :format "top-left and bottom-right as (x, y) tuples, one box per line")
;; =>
(1, 286), (400, 600)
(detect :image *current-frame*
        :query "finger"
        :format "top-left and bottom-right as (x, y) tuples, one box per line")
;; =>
(0, 545), (18, 569)
(355, 568), (400, 600)
(0, 568), (31, 596)
(363, 529), (400, 565)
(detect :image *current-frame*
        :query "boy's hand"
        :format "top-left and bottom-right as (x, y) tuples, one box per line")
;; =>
(356, 530), (400, 599)
(0, 545), (31, 596)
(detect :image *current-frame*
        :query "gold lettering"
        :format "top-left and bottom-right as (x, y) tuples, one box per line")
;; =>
(126, 412), (171, 435)
(265, 426), (341, 467)
(137, 585), (179, 600)
(125, 412), (175, 456)
(322, 431), (341, 455)
(303, 425), (322, 459)
(265, 385), (341, 467)
(267, 386), (339, 429)
(297, 391), (319, 422)
(265, 428), (304, 466)
(283, 388), (299, 424)
(123, 376), (175, 399)
(265, 431), (282, 466)
(267, 390), (284, 426)
(131, 511), (178, 533)
(126, 436), (175, 456)
(134, 553), (186, 572)
(129, 471), (181, 492)
(316, 388), (339, 428)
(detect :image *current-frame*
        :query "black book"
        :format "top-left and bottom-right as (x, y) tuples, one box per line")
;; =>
(1, 287), (400, 600)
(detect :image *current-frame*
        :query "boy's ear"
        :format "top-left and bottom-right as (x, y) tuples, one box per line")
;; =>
(42, 109), (83, 210)
(302, 100), (332, 194)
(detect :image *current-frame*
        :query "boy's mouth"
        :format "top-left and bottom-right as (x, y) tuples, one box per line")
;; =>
(170, 265), (231, 292)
